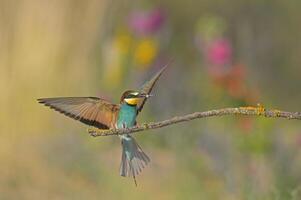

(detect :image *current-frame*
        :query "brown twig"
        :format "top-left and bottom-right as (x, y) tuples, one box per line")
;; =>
(88, 105), (301, 137)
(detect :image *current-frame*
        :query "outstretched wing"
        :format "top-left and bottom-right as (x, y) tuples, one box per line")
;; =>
(37, 97), (120, 129)
(137, 64), (168, 113)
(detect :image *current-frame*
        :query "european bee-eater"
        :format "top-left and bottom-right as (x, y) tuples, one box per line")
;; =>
(37, 65), (167, 185)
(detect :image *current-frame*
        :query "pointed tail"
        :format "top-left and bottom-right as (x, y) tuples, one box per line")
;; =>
(120, 135), (150, 185)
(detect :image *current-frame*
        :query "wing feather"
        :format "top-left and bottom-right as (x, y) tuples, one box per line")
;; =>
(137, 63), (169, 113)
(37, 97), (120, 129)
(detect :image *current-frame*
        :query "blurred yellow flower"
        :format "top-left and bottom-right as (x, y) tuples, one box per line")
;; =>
(115, 32), (132, 54)
(134, 38), (158, 67)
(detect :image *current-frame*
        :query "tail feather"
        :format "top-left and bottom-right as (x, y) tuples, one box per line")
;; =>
(133, 147), (144, 173)
(135, 141), (151, 163)
(119, 135), (150, 182)
(120, 149), (128, 177)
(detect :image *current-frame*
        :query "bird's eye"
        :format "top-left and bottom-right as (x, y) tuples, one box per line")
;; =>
(127, 94), (135, 98)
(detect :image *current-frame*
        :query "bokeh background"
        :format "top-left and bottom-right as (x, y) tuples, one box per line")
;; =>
(1, 0), (301, 199)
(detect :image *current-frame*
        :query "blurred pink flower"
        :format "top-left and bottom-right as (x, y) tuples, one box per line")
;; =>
(128, 9), (165, 35)
(206, 38), (232, 66)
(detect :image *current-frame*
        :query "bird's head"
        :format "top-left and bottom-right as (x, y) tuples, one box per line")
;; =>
(120, 90), (151, 106)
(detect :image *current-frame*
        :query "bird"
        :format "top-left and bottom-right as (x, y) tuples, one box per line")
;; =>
(37, 65), (168, 185)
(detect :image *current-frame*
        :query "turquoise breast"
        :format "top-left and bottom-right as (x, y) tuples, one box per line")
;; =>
(117, 104), (137, 129)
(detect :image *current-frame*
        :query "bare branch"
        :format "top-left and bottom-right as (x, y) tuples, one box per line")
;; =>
(88, 105), (301, 137)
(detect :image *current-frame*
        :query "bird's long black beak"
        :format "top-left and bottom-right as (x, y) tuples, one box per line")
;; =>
(139, 93), (153, 98)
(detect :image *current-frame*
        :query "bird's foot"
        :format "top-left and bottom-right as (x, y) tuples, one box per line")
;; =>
(120, 127), (131, 135)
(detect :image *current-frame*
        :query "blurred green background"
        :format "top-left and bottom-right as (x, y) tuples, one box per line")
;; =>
(1, 0), (301, 199)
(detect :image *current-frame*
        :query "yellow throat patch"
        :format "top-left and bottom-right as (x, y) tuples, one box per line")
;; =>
(124, 98), (140, 105)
